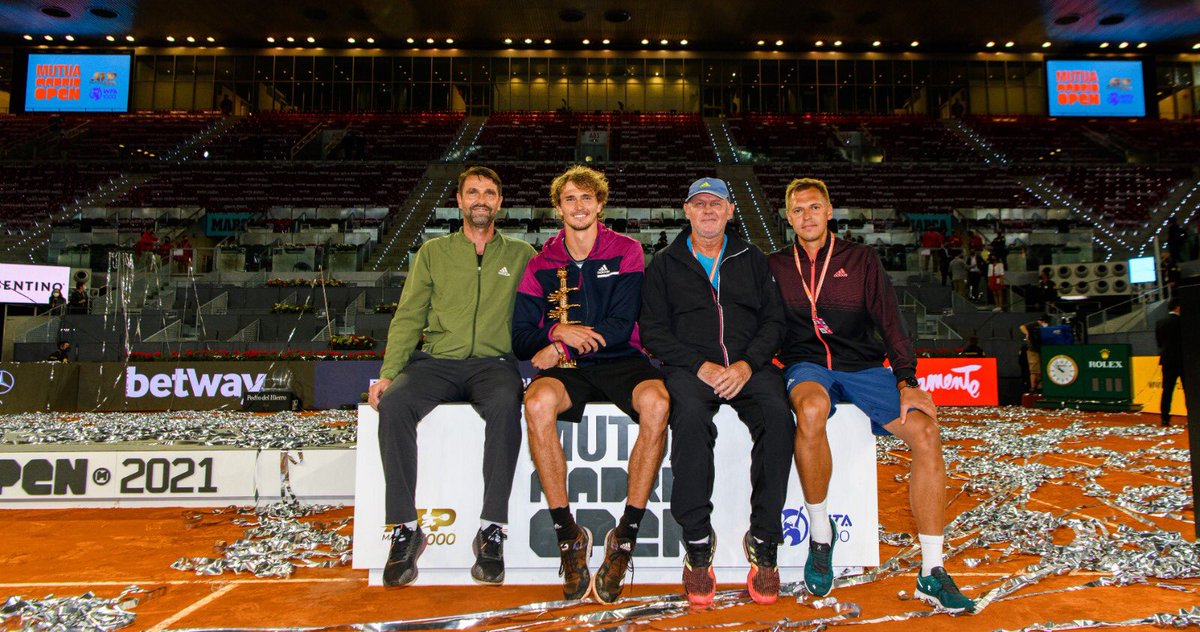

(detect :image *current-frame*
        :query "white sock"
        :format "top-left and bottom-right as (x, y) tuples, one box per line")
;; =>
(481, 520), (505, 532)
(919, 533), (944, 575)
(687, 535), (710, 545)
(806, 499), (832, 545)
(394, 520), (418, 534)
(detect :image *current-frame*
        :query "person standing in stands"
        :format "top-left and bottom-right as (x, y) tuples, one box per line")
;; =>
(987, 253), (1006, 311)
(1156, 299), (1183, 427)
(512, 165), (670, 604)
(367, 166), (535, 587)
(640, 178), (794, 606)
(769, 177), (975, 613)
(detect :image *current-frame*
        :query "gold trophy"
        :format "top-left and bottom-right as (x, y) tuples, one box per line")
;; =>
(546, 267), (580, 368)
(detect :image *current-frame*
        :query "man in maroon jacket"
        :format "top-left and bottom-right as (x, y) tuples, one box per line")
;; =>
(768, 178), (975, 614)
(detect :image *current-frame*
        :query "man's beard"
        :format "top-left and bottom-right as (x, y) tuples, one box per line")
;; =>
(466, 205), (495, 228)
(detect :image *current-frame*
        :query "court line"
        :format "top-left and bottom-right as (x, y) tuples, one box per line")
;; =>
(146, 583), (238, 632)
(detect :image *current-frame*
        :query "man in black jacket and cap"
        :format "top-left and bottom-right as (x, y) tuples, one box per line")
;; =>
(640, 177), (794, 607)
(1156, 298), (1183, 427)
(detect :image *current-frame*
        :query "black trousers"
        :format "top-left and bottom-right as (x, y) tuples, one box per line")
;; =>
(377, 353), (524, 525)
(665, 365), (796, 544)
(1162, 363), (1183, 423)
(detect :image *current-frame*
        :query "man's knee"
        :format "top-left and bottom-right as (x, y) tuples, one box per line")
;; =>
(635, 383), (670, 434)
(792, 396), (829, 434)
(905, 415), (942, 453)
(523, 383), (562, 429)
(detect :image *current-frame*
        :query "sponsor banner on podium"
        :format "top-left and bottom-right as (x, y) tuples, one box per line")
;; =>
(354, 403), (879, 585)
(0, 448), (354, 508)
(915, 358), (998, 406)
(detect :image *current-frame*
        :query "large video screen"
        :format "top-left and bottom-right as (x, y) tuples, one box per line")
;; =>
(0, 263), (72, 304)
(24, 53), (131, 112)
(1046, 59), (1146, 117)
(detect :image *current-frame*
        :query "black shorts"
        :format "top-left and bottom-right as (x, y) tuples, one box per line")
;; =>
(534, 356), (664, 423)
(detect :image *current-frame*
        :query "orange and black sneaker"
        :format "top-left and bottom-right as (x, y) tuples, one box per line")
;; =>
(682, 530), (716, 607)
(592, 528), (634, 603)
(742, 531), (780, 604)
(557, 526), (593, 600)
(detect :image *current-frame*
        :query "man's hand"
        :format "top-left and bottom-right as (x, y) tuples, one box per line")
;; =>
(898, 384), (937, 425)
(697, 361), (725, 388)
(552, 324), (607, 354)
(532, 344), (561, 370)
(368, 378), (392, 411)
(713, 361), (752, 400)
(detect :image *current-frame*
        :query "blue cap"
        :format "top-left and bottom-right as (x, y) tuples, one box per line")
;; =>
(686, 177), (730, 202)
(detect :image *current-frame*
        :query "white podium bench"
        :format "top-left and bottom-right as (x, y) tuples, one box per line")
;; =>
(353, 403), (878, 585)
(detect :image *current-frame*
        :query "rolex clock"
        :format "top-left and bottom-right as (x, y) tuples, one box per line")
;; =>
(1046, 354), (1078, 386)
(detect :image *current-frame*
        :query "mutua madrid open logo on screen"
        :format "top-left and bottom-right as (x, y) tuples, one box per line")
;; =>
(26, 54), (130, 112)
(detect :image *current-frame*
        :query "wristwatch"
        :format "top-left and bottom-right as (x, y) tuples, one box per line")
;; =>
(897, 376), (920, 390)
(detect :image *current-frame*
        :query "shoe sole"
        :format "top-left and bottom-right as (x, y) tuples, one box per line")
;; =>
(914, 590), (971, 614)
(589, 529), (627, 604)
(383, 537), (427, 587)
(567, 527), (594, 601)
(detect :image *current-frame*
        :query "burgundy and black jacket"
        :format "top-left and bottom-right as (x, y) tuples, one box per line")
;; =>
(768, 233), (917, 383)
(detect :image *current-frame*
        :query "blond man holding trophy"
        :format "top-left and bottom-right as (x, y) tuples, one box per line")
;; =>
(512, 165), (670, 604)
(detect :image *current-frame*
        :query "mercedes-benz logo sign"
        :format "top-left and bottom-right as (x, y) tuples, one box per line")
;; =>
(0, 370), (13, 395)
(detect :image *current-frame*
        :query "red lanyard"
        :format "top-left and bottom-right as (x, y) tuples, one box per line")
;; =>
(792, 234), (835, 312)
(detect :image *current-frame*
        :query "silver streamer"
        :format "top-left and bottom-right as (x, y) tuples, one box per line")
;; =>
(1, 586), (153, 631)
(172, 452), (351, 578)
(0, 410), (355, 449)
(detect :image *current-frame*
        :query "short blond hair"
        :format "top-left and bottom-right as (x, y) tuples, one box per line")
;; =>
(784, 178), (831, 208)
(550, 165), (609, 209)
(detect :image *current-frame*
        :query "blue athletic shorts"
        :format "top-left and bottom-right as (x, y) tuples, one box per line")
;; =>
(783, 362), (906, 436)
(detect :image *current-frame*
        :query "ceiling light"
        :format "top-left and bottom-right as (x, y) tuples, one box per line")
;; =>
(660, 38), (668, 45)
(641, 38), (650, 45)
(582, 38), (590, 44)
(1042, 41), (1052, 48)
(266, 36), (275, 43)
(1136, 42), (1147, 48)
(503, 37), (512, 44)
(986, 41), (995, 47)
(125, 35), (134, 42)
(1193, 43), (1200, 50)
(1118, 41), (1129, 48)
(544, 38), (552, 44)
(23, 34), (33, 40)
(165, 35), (175, 42)
(446, 38), (454, 44)
(105, 34), (115, 41)
(833, 40), (842, 46)
(426, 37), (435, 44)
(872, 40), (881, 47)
(307, 36), (316, 43)
(185, 36), (195, 43)
(602, 38), (610, 45)
(407, 37), (415, 44)
(1099, 42), (1109, 48)
(206, 36), (215, 42)
(910, 40), (919, 47)
(1004, 41), (1014, 48)
(64, 34), (75, 41)
(347, 37), (356, 44)
(757, 40), (765, 45)
(286, 36), (295, 42)
(366, 37), (374, 44)
(815, 40), (824, 46)
(524, 38), (533, 44)
(680, 39), (688, 45)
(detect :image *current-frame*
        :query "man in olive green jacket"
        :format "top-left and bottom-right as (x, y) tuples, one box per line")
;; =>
(367, 166), (535, 587)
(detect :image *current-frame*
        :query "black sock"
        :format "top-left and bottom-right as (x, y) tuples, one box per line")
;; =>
(615, 505), (646, 542)
(550, 506), (579, 541)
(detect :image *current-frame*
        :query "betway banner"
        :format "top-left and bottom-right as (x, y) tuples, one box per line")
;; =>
(76, 362), (316, 411)
(916, 358), (999, 406)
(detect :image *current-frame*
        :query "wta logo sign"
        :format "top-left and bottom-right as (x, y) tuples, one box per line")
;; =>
(914, 358), (998, 406)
